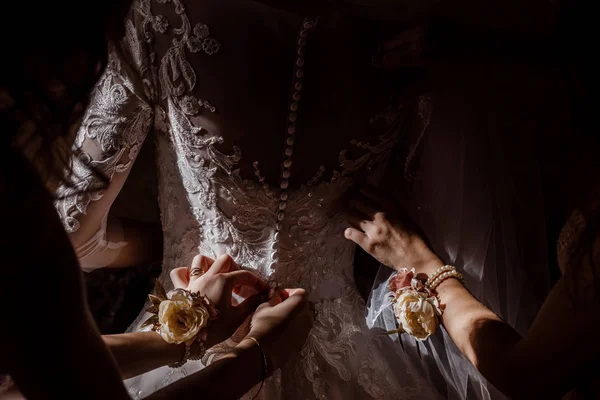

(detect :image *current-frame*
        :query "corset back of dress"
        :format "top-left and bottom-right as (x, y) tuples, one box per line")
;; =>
(156, 125), (363, 297)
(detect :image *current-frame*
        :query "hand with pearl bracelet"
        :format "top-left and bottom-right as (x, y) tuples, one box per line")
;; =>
(344, 187), (465, 341)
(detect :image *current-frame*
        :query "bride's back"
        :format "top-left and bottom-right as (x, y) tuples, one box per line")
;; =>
(147, 0), (389, 187)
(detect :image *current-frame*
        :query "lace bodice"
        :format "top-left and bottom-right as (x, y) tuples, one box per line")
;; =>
(53, 0), (425, 281)
(55, 0), (404, 249)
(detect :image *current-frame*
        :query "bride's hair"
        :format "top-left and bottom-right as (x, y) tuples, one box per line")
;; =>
(1, 0), (131, 189)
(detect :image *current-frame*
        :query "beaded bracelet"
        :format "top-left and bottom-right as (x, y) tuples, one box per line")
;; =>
(428, 270), (464, 291)
(425, 265), (454, 286)
(426, 265), (464, 291)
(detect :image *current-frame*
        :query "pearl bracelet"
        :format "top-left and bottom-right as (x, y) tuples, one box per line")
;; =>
(426, 265), (464, 291)
(425, 265), (454, 286)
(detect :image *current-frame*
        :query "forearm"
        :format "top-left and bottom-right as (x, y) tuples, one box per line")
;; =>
(147, 340), (265, 400)
(103, 332), (183, 379)
(104, 330), (261, 382)
(436, 279), (521, 373)
(418, 260), (523, 393)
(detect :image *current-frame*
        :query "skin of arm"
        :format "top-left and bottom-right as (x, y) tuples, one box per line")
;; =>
(103, 332), (185, 379)
(431, 260), (600, 399)
(104, 332), (267, 392)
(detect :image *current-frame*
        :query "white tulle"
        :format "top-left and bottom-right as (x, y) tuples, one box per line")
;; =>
(366, 78), (551, 399)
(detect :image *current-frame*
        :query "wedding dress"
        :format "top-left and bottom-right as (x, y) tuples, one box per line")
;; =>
(54, 1), (553, 399)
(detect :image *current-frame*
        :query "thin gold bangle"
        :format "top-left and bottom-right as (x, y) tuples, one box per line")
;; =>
(245, 336), (267, 400)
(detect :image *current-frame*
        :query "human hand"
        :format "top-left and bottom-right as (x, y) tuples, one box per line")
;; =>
(239, 288), (314, 374)
(344, 187), (442, 275)
(170, 254), (269, 347)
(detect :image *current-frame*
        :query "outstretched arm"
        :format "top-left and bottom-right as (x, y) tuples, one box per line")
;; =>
(430, 268), (600, 399)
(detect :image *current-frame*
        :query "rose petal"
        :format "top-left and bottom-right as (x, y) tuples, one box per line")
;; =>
(389, 268), (415, 292)
(393, 289), (439, 341)
(158, 299), (203, 344)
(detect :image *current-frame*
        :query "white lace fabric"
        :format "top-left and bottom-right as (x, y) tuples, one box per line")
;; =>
(54, 1), (553, 399)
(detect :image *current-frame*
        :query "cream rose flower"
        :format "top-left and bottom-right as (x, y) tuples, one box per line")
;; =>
(158, 289), (210, 344)
(393, 289), (441, 341)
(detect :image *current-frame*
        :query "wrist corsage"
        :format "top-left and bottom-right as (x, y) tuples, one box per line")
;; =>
(387, 265), (462, 341)
(142, 280), (218, 367)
